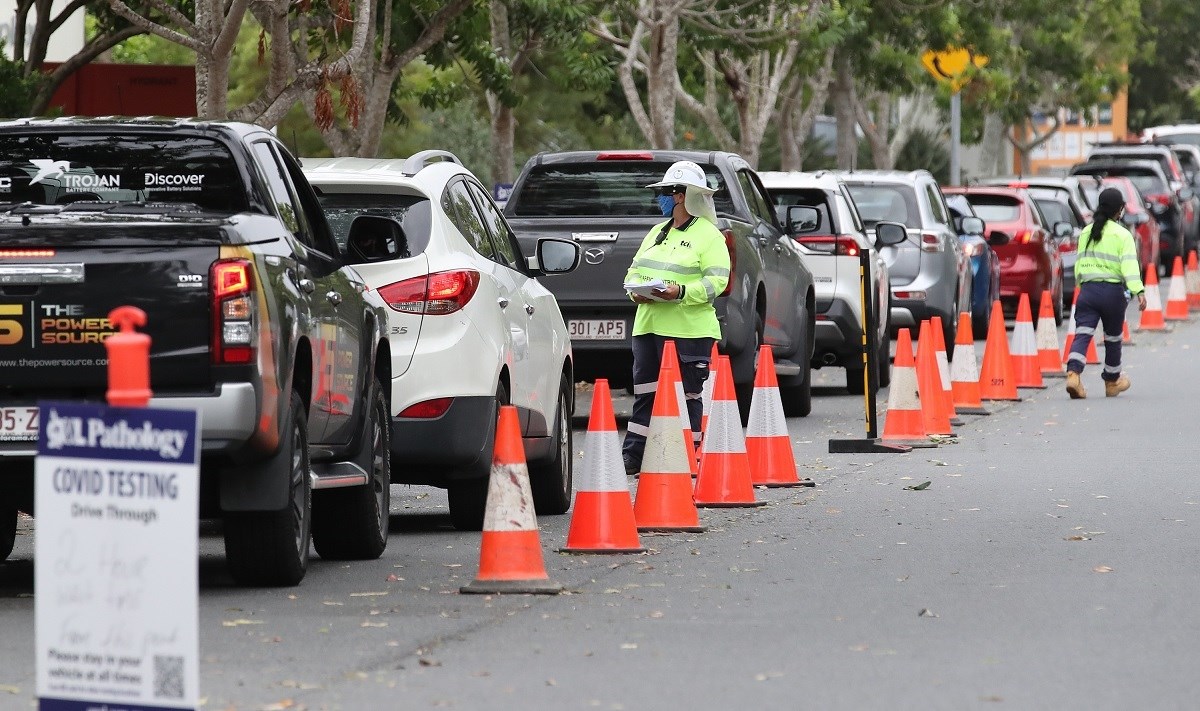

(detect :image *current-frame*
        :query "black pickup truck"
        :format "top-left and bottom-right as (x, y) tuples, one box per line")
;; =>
(0, 119), (392, 586)
(504, 150), (816, 418)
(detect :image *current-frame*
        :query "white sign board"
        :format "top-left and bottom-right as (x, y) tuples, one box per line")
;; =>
(35, 401), (200, 711)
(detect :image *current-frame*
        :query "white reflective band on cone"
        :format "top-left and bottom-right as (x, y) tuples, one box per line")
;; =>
(702, 399), (748, 454)
(579, 429), (629, 493)
(482, 462), (538, 532)
(887, 366), (921, 410)
(950, 344), (979, 382)
(1010, 319), (1037, 356)
(747, 385), (788, 437)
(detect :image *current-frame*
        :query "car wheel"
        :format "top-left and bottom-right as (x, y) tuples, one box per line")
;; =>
(972, 298), (989, 342)
(779, 360), (812, 417)
(529, 374), (573, 516)
(448, 382), (508, 531)
(876, 326), (892, 389)
(1054, 283), (1065, 326)
(733, 311), (764, 426)
(0, 504), (15, 562)
(312, 375), (391, 560)
(942, 310), (957, 361)
(224, 389), (311, 587)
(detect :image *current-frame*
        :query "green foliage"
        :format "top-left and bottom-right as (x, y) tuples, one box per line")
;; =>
(893, 127), (950, 185)
(0, 43), (43, 118)
(1129, 0), (1200, 130)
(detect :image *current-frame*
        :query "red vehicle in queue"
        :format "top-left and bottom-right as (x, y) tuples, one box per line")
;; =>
(942, 185), (1068, 324)
(1081, 175), (1162, 275)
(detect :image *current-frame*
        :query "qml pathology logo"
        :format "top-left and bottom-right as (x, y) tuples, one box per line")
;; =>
(29, 159), (121, 190)
(43, 408), (190, 459)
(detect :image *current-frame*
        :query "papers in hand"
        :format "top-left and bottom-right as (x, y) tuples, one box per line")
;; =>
(625, 278), (669, 301)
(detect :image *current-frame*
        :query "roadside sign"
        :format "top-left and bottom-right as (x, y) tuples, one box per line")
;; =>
(493, 182), (513, 207)
(921, 48), (988, 92)
(35, 401), (200, 711)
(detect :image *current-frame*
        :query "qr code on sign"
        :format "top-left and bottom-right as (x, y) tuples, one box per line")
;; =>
(153, 655), (185, 699)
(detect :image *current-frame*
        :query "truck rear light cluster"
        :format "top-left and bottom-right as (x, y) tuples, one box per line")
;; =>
(378, 269), (480, 315)
(210, 258), (256, 364)
(795, 235), (860, 257)
(920, 231), (942, 253)
(0, 248), (55, 258)
(720, 229), (736, 297)
(596, 151), (654, 160)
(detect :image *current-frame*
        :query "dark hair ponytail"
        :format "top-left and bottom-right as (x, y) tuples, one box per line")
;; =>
(1087, 211), (1109, 250)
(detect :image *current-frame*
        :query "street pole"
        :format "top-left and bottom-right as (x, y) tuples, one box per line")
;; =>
(950, 90), (961, 186)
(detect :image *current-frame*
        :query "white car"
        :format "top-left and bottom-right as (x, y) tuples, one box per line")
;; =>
(759, 171), (892, 393)
(302, 151), (581, 530)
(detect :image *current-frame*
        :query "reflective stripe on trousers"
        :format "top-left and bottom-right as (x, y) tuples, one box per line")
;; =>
(621, 334), (714, 467)
(1067, 282), (1127, 381)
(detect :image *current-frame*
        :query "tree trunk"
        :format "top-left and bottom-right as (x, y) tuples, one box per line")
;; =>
(491, 105), (516, 185)
(833, 52), (857, 170)
(980, 113), (1008, 176)
(778, 81), (801, 171)
(857, 92), (892, 170)
(646, 6), (679, 149)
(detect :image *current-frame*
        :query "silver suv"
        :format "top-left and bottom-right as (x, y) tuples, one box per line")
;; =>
(836, 170), (973, 348)
(760, 170), (891, 394)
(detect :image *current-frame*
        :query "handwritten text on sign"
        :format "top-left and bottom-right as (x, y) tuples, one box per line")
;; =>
(36, 401), (200, 711)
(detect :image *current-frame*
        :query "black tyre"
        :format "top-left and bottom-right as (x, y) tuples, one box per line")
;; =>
(447, 382), (508, 531)
(733, 312), (765, 426)
(529, 374), (573, 516)
(779, 364), (812, 417)
(0, 505), (16, 562)
(1054, 283), (1065, 326)
(312, 376), (391, 560)
(877, 328), (892, 389)
(942, 311), (957, 361)
(224, 390), (311, 587)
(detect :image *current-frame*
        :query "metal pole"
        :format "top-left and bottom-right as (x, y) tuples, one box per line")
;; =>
(950, 91), (962, 186)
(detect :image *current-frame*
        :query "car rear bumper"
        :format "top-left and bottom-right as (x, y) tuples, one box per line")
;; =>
(814, 298), (865, 364)
(390, 395), (495, 485)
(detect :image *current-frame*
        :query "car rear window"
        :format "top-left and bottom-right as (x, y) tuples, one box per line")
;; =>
(315, 192), (432, 258)
(843, 184), (920, 228)
(507, 161), (734, 217)
(1156, 133), (1200, 148)
(765, 187), (835, 232)
(1034, 198), (1072, 226)
(0, 132), (249, 212)
(1078, 170), (1166, 198)
(964, 195), (1021, 223)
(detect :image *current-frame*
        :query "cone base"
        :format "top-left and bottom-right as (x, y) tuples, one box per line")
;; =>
(461, 579), (563, 595)
(828, 438), (913, 454)
(953, 406), (991, 415)
(559, 546), (647, 555)
(696, 500), (767, 508)
(949, 416), (965, 426)
(637, 525), (706, 533)
(981, 395), (1023, 402)
(881, 437), (940, 448)
(1017, 383), (1048, 390)
(756, 480), (810, 488)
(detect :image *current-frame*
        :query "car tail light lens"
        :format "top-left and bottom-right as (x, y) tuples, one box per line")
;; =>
(210, 259), (256, 364)
(1014, 230), (1039, 244)
(721, 229), (736, 297)
(596, 151), (654, 160)
(1057, 239), (1075, 253)
(378, 269), (480, 315)
(0, 248), (55, 258)
(1007, 181), (1029, 189)
(399, 397), (454, 418)
(795, 235), (860, 256)
(893, 290), (927, 300)
(920, 231), (942, 253)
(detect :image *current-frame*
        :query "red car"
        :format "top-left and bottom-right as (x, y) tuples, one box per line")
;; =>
(943, 186), (1066, 323)
(1082, 176), (1161, 275)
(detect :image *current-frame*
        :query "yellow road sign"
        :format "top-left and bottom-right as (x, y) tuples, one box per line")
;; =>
(921, 48), (988, 92)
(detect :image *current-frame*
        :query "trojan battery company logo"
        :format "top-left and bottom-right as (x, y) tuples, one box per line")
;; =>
(29, 159), (121, 190)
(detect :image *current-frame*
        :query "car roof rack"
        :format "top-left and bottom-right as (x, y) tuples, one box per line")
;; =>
(401, 150), (463, 176)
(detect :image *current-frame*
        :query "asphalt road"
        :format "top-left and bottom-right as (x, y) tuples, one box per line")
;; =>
(4, 304), (1200, 710)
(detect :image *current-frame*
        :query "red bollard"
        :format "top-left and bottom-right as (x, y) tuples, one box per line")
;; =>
(105, 306), (152, 407)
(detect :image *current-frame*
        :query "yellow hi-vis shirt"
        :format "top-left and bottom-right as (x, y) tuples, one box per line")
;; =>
(1074, 220), (1145, 295)
(624, 217), (730, 339)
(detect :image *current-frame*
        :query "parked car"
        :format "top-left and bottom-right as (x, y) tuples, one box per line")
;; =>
(504, 150), (817, 418)
(758, 170), (892, 393)
(1080, 175), (1161, 274)
(1167, 143), (1200, 191)
(1070, 159), (1184, 269)
(303, 152), (581, 531)
(943, 193), (1005, 337)
(1086, 141), (1198, 250)
(0, 119), (393, 586)
(836, 170), (972, 349)
(942, 186), (1067, 324)
(976, 175), (1095, 221)
(1142, 123), (1200, 147)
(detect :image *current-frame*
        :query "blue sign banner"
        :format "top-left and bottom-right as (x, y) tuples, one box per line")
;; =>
(36, 401), (198, 465)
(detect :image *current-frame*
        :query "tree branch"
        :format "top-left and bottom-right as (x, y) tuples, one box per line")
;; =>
(105, 0), (202, 51)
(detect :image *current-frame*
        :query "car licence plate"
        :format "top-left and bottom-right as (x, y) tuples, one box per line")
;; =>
(0, 406), (38, 442)
(568, 319), (626, 341)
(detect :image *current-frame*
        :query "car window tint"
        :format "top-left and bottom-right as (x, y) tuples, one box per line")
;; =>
(252, 142), (308, 245)
(737, 171), (770, 223)
(766, 187), (833, 232)
(844, 184), (920, 228)
(467, 181), (521, 267)
(966, 196), (1021, 223)
(315, 192), (432, 257)
(443, 180), (495, 259)
(1158, 133), (1200, 148)
(1035, 198), (1072, 226)
(925, 184), (949, 225)
(507, 161), (734, 217)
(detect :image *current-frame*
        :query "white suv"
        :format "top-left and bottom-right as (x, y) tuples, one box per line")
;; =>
(759, 171), (892, 393)
(302, 151), (581, 530)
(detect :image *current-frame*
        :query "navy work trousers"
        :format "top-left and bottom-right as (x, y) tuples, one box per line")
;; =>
(621, 334), (715, 468)
(1067, 281), (1127, 381)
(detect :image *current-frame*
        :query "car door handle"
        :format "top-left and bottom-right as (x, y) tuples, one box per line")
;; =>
(525, 304), (535, 315)
(298, 278), (315, 294)
(326, 291), (342, 306)
(758, 237), (769, 248)
(497, 297), (510, 309)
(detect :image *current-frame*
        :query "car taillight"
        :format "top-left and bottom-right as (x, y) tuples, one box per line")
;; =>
(0, 248), (55, 258)
(377, 269), (480, 315)
(1014, 230), (1040, 244)
(795, 234), (860, 256)
(721, 229), (736, 297)
(596, 151), (654, 160)
(1058, 239), (1075, 253)
(210, 258), (256, 364)
(399, 398), (454, 418)
(963, 241), (984, 257)
(920, 231), (942, 253)
(1148, 193), (1172, 207)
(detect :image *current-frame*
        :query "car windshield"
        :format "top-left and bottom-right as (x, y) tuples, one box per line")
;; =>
(315, 192), (433, 257)
(843, 184), (920, 228)
(507, 161), (733, 217)
(1157, 133), (1200, 148)
(964, 195), (1021, 223)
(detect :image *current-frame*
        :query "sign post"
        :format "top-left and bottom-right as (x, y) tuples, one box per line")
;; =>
(920, 48), (988, 186)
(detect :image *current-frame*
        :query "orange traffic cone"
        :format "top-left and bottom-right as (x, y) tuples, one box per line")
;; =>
(1138, 264), (1170, 332)
(1122, 319), (1135, 346)
(660, 340), (699, 475)
(632, 352), (705, 533)
(461, 406), (562, 595)
(1165, 255), (1190, 320)
(979, 301), (1022, 401)
(1010, 293), (1046, 389)
(1062, 287), (1100, 364)
(745, 345), (805, 487)
(916, 320), (953, 435)
(881, 328), (937, 447)
(950, 312), (989, 415)
(562, 379), (645, 554)
(1036, 290), (1065, 377)
(930, 316), (962, 425)
(1187, 251), (1200, 308)
(694, 355), (764, 507)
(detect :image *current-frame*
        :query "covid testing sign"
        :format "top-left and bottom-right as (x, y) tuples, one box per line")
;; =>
(35, 401), (200, 711)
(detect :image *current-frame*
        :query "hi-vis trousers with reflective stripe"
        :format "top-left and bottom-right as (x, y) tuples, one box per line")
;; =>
(621, 334), (715, 468)
(1068, 281), (1128, 381)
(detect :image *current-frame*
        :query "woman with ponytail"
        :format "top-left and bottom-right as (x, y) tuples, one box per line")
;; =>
(1065, 187), (1147, 399)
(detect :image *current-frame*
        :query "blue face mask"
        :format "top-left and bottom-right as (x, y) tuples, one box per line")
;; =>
(657, 194), (676, 216)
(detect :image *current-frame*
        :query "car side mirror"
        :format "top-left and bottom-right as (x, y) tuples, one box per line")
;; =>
(347, 215), (406, 262)
(988, 230), (1011, 246)
(1053, 221), (1073, 239)
(959, 216), (985, 237)
(785, 205), (821, 234)
(528, 237), (580, 275)
(874, 221), (907, 247)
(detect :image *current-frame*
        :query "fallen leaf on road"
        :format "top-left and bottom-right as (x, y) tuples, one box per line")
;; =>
(928, 460), (947, 466)
(1066, 535), (1090, 541)
(904, 481), (932, 491)
(221, 619), (263, 627)
(418, 658), (441, 667)
(361, 621), (388, 628)
(849, 644), (869, 652)
(918, 608), (939, 618)
(620, 643), (638, 650)
(261, 701), (295, 710)
(350, 591), (388, 597)
(1093, 566), (1114, 573)
(322, 601), (343, 606)
(0, 685), (19, 694)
